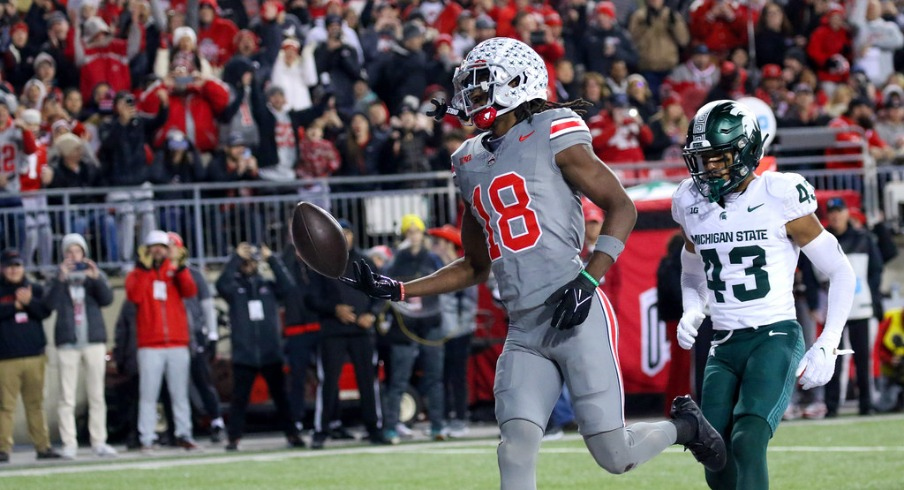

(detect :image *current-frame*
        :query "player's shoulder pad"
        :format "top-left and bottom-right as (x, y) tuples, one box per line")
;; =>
(761, 171), (817, 221)
(450, 135), (481, 170)
(671, 178), (701, 225)
(542, 108), (589, 140)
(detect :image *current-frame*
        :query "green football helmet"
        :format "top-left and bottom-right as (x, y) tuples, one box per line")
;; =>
(682, 100), (765, 202)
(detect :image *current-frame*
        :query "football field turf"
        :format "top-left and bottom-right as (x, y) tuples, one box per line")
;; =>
(2, 413), (902, 489)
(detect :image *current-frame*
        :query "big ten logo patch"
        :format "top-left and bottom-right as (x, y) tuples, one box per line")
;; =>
(640, 287), (670, 377)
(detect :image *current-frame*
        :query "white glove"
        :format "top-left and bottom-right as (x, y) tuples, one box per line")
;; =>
(677, 310), (705, 350)
(796, 340), (838, 390)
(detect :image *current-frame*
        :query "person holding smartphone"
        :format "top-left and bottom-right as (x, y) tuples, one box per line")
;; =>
(45, 233), (117, 459)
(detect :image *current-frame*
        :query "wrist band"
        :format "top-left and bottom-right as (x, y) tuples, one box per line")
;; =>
(580, 269), (599, 287)
(399, 283), (406, 302)
(594, 235), (626, 262)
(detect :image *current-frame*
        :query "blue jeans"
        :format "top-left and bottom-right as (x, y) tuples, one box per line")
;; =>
(384, 317), (445, 431)
(71, 210), (118, 264)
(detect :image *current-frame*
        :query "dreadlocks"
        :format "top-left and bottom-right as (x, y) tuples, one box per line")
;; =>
(514, 98), (594, 124)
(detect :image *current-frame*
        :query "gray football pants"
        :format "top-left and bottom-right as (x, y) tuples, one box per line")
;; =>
(495, 290), (678, 489)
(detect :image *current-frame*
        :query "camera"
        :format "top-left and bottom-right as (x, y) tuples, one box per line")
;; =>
(529, 30), (546, 46)
(175, 76), (193, 87)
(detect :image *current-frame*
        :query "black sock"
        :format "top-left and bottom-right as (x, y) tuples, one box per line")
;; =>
(672, 414), (698, 445)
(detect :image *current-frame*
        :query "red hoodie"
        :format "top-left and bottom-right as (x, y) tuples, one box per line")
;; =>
(125, 259), (198, 349)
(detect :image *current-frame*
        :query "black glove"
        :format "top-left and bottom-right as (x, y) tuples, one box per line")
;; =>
(339, 259), (403, 301)
(426, 98), (463, 122)
(544, 272), (598, 330)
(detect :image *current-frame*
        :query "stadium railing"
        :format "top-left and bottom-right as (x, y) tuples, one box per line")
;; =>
(1, 127), (892, 272)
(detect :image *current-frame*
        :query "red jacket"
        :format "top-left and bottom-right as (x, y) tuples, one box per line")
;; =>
(139, 78), (230, 152)
(689, 0), (754, 54)
(807, 24), (852, 84)
(826, 115), (889, 169)
(198, 17), (239, 68)
(79, 39), (132, 100)
(125, 260), (198, 349)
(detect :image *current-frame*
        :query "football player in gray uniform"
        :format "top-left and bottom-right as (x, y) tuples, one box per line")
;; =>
(342, 37), (726, 489)
(673, 100), (857, 489)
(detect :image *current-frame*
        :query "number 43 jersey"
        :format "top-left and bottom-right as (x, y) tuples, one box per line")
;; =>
(671, 172), (818, 331)
(451, 108), (591, 318)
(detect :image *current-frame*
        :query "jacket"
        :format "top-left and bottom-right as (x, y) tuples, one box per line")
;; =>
(384, 247), (444, 320)
(113, 300), (138, 376)
(628, 6), (690, 73)
(308, 249), (383, 338)
(184, 266), (217, 354)
(802, 222), (884, 321)
(46, 273), (114, 346)
(0, 278), (51, 360)
(280, 246), (321, 337)
(99, 108), (170, 186)
(139, 78), (231, 152)
(215, 253), (296, 367)
(125, 258), (198, 348)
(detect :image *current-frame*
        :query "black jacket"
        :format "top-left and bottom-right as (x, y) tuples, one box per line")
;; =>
(98, 107), (169, 187)
(0, 278), (51, 360)
(384, 247), (443, 319)
(307, 249), (383, 338)
(113, 300), (138, 376)
(46, 273), (114, 346)
(250, 78), (323, 175)
(216, 254), (296, 367)
(280, 245), (323, 333)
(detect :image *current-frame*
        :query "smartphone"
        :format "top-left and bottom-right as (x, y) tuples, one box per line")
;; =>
(175, 76), (193, 86)
(74, 262), (88, 271)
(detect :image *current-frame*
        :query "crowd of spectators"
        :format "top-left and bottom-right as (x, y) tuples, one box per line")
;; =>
(1, 0), (904, 270)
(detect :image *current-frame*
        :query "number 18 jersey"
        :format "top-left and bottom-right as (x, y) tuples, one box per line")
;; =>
(671, 172), (818, 331)
(451, 108), (592, 319)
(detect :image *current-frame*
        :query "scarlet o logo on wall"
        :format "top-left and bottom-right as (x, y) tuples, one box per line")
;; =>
(639, 287), (670, 378)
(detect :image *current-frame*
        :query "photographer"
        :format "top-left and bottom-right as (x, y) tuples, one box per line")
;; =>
(314, 15), (363, 114)
(99, 90), (169, 265)
(215, 242), (304, 451)
(45, 233), (117, 459)
(381, 100), (435, 188)
(512, 11), (565, 102)
(582, 2), (637, 82)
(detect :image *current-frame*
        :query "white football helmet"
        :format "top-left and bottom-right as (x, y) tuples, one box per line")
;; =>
(451, 37), (548, 128)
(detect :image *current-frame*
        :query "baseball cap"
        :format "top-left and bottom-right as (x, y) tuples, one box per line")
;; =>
(166, 129), (190, 151)
(475, 14), (496, 30)
(582, 197), (604, 223)
(144, 230), (170, 247)
(427, 224), (462, 248)
(596, 1), (616, 18)
(826, 197), (848, 211)
(167, 231), (185, 248)
(400, 214), (426, 234)
(226, 132), (247, 147)
(692, 44), (710, 56)
(0, 249), (23, 266)
(761, 64), (782, 80)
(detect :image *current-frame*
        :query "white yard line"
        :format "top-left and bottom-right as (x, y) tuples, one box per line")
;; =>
(2, 414), (902, 478)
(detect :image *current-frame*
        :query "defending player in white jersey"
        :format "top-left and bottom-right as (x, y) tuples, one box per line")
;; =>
(672, 99), (857, 489)
(342, 37), (727, 489)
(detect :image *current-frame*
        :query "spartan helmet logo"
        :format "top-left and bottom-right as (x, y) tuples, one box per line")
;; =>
(720, 211), (727, 220)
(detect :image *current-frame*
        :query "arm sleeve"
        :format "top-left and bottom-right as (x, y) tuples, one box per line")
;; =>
(800, 230), (856, 347)
(680, 248), (708, 314)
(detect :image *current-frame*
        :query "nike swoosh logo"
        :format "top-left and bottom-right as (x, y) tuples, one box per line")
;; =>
(748, 203), (765, 212)
(575, 294), (591, 308)
(768, 331), (787, 336)
(519, 131), (535, 142)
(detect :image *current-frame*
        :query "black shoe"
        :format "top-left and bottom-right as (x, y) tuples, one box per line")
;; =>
(311, 432), (327, 450)
(368, 432), (390, 445)
(670, 395), (727, 472)
(36, 448), (62, 460)
(330, 426), (355, 440)
(287, 434), (306, 448)
(210, 425), (224, 444)
(175, 437), (200, 451)
(0, 452), (9, 463)
(225, 440), (239, 452)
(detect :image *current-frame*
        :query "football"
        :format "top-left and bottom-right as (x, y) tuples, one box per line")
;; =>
(291, 201), (348, 278)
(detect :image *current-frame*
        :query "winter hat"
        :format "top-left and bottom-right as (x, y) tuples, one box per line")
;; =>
(144, 230), (170, 247)
(20, 109), (41, 126)
(82, 17), (110, 40)
(54, 133), (82, 157)
(400, 214), (426, 234)
(61, 233), (89, 257)
(595, 1), (616, 18)
(33, 52), (56, 71)
(173, 26), (197, 47)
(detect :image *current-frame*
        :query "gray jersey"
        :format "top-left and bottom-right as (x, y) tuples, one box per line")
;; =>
(452, 108), (593, 317)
